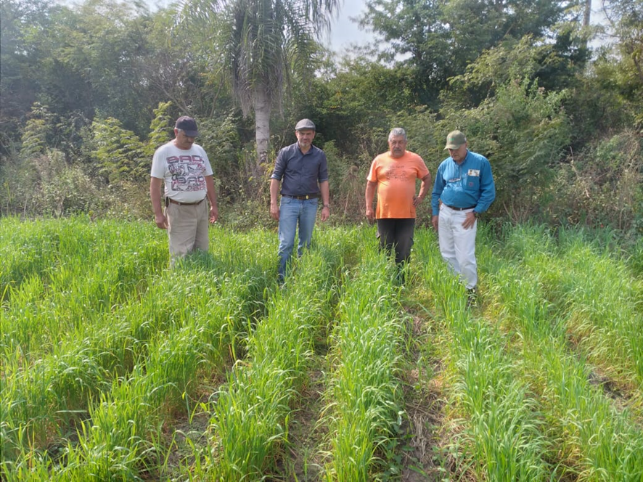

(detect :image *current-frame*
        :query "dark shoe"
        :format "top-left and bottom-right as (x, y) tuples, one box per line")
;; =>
(467, 287), (478, 307)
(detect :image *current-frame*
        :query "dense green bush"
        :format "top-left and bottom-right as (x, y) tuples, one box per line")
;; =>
(547, 130), (642, 231)
(1, 0), (642, 235)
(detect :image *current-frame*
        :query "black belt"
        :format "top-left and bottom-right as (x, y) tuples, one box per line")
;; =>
(168, 197), (205, 206)
(445, 204), (475, 211)
(282, 193), (319, 200)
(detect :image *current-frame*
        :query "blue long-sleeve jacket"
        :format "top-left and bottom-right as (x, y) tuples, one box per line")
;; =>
(431, 150), (495, 215)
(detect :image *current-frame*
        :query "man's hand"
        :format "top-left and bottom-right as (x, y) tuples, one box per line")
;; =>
(364, 181), (377, 224)
(431, 215), (439, 231)
(366, 207), (375, 223)
(155, 213), (168, 230)
(462, 211), (476, 229)
(413, 195), (424, 207)
(321, 205), (330, 222)
(270, 203), (280, 221)
(209, 206), (218, 223)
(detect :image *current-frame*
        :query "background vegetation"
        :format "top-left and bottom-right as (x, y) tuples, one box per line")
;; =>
(1, 0), (642, 237)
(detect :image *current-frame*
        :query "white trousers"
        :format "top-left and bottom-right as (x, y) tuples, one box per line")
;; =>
(438, 204), (478, 289)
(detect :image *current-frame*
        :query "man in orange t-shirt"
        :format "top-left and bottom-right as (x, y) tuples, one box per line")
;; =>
(365, 128), (432, 271)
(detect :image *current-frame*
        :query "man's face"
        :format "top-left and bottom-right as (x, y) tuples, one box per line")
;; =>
(174, 128), (196, 150)
(448, 143), (467, 163)
(388, 135), (407, 158)
(296, 129), (315, 148)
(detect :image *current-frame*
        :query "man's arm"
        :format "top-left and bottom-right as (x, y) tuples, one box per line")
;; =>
(431, 165), (445, 231)
(463, 161), (495, 230)
(319, 180), (330, 222)
(205, 175), (218, 223)
(270, 178), (281, 221)
(430, 166), (445, 215)
(475, 161), (496, 213)
(150, 177), (168, 229)
(414, 172), (432, 207)
(365, 181), (377, 223)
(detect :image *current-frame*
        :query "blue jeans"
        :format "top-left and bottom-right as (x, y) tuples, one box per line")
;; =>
(278, 197), (318, 278)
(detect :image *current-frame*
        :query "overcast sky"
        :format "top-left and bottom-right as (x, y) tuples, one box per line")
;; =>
(145, 0), (374, 52)
(324, 0), (608, 52)
(326, 0), (374, 53)
(146, 0), (607, 53)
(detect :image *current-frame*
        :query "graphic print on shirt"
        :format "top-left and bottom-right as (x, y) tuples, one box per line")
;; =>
(384, 164), (414, 181)
(167, 155), (208, 192)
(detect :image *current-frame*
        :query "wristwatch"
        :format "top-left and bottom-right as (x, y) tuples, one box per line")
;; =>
(323, 204), (330, 209)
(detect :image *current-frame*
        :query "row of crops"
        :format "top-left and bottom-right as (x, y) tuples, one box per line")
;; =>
(413, 225), (643, 480)
(1, 217), (642, 480)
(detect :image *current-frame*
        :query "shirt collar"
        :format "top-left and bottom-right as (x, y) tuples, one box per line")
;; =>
(297, 143), (316, 155)
(451, 149), (469, 165)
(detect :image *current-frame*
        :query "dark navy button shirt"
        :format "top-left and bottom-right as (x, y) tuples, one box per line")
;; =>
(270, 142), (329, 196)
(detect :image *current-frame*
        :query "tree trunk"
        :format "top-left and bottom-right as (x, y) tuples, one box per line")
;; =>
(254, 82), (271, 179)
(583, 0), (591, 27)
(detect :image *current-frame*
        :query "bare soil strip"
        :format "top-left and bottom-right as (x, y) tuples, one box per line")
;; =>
(398, 300), (460, 481)
(278, 359), (329, 481)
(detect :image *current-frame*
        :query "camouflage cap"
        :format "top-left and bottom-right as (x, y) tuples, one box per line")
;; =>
(444, 130), (467, 149)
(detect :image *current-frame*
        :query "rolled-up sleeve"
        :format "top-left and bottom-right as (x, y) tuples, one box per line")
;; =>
(271, 150), (286, 181)
(318, 153), (328, 183)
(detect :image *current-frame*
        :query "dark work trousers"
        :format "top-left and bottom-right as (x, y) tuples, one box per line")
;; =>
(376, 218), (416, 265)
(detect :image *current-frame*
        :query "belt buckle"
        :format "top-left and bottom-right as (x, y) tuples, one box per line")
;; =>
(305, 195), (309, 200)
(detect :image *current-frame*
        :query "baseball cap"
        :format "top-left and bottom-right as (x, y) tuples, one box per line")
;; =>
(444, 130), (466, 149)
(175, 116), (199, 137)
(295, 118), (316, 131)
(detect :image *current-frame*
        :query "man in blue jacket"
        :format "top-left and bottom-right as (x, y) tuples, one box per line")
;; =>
(431, 130), (495, 303)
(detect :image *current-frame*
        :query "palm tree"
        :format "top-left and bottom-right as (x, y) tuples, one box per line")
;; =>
(183, 0), (340, 176)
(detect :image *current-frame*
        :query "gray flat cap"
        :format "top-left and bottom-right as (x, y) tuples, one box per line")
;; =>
(295, 118), (316, 130)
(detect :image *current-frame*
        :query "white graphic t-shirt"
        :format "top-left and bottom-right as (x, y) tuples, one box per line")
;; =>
(151, 141), (213, 203)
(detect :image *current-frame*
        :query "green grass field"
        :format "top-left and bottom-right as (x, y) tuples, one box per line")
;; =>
(1, 217), (642, 481)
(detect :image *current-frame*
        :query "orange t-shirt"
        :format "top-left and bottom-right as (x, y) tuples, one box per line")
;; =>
(367, 151), (429, 219)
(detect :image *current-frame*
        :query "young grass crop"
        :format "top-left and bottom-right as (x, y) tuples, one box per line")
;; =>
(321, 230), (406, 481)
(1, 217), (167, 359)
(203, 232), (349, 480)
(413, 228), (551, 480)
(5, 267), (272, 479)
(4, 218), (643, 480)
(491, 224), (643, 389)
(1, 222), (276, 479)
(482, 224), (643, 479)
(555, 228), (643, 385)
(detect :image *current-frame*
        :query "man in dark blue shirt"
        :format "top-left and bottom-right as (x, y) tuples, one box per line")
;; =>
(270, 119), (330, 281)
(431, 130), (495, 304)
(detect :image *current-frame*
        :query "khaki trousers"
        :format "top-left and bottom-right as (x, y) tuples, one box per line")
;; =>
(166, 200), (209, 265)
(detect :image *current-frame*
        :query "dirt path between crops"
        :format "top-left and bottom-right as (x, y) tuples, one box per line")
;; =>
(278, 354), (328, 481)
(397, 307), (451, 481)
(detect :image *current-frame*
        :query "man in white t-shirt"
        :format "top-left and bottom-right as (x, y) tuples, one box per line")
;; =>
(150, 116), (218, 265)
